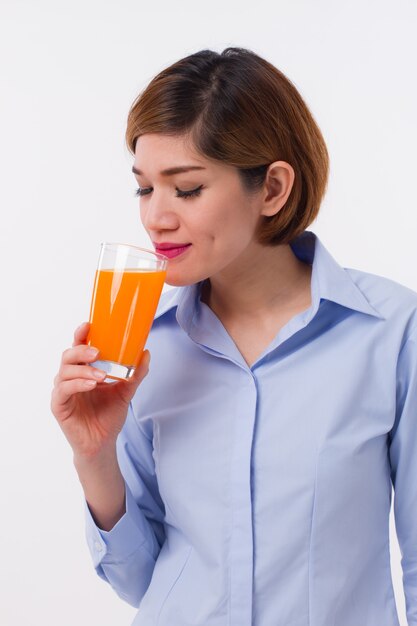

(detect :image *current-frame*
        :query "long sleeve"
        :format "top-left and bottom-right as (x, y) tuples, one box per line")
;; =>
(84, 401), (166, 608)
(389, 325), (417, 625)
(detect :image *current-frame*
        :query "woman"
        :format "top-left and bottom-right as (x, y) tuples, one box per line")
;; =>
(51, 47), (417, 626)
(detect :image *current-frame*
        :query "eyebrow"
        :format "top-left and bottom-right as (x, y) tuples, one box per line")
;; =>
(132, 165), (206, 177)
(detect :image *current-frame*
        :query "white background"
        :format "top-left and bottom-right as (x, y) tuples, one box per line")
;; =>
(1, 0), (416, 624)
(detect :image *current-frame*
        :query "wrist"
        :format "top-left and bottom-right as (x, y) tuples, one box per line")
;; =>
(73, 443), (118, 474)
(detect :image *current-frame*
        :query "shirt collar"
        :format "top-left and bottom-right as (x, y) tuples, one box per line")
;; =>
(153, 229), (385, 332)
(293, 230), (385, 320)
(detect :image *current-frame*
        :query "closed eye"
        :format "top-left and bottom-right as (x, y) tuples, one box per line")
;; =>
(134, 185), (204, 199)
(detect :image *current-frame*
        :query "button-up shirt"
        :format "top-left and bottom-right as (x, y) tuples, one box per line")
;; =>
(84, 229), (417, 626)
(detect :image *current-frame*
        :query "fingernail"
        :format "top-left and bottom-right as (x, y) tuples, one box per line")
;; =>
(87, 347), (99, 358)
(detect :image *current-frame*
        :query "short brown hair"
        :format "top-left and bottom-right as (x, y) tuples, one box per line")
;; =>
(126, 47), (329, 246)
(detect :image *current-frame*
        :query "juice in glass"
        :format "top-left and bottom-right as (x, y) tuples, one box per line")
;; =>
(87, 243), (167, 381)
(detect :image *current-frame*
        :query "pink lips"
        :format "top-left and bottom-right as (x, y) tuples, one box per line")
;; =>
(155, 244), (192, 259)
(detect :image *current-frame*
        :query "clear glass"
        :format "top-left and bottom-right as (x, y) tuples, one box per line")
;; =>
(87, 243), (168, 381)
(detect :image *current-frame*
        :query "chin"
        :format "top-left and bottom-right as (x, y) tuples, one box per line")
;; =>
(164, 274), (198, 288)
(164, 267), (205, 288)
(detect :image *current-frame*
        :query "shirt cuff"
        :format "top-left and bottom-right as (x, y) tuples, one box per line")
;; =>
(84, 481), (151, 568)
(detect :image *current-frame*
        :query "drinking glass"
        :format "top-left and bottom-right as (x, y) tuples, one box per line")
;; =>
(87, 242), (168, 381)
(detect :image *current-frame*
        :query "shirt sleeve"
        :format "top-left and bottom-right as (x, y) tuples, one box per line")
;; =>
(84, 400), (166, 608)
(389, 325), (417, 625)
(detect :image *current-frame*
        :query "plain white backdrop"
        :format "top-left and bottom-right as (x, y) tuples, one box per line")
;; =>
(1, 0), (416, 624)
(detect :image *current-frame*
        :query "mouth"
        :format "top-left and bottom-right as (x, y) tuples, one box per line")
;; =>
(154, 243), (192, 259)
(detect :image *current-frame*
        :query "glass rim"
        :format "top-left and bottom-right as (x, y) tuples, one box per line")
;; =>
(100, 241), (169, 263)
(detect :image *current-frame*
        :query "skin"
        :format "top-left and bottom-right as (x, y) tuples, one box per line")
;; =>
(50, 325), (151, 530)
(134, 132), (312, 336)
(50, 131), (312, 531)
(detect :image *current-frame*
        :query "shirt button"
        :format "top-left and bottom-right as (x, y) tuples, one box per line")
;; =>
(94, 541), (103, 552)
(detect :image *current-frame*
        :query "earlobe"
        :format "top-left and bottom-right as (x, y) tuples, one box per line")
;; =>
(260, 161), (295, 217)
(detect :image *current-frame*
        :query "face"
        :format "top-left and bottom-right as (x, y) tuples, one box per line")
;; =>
(133, 133), (282, 287)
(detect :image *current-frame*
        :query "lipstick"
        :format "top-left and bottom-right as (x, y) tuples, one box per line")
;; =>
(155, 244), (192, 259)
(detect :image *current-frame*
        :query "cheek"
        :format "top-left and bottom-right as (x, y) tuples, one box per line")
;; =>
(202, 217), (253, 267)
(199, 193), (253, 239)
(211, 203), (256, 249)
(196, 216), (238, 251)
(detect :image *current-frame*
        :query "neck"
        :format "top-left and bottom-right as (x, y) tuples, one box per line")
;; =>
(200, 242), (312, 321)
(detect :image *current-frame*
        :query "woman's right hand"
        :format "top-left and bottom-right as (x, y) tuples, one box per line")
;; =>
(51, 322), (151, 460)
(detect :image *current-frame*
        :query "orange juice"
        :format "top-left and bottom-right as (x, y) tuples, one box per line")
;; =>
(87, 268), (166, 368)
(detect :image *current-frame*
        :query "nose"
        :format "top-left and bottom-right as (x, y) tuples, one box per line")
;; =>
(140, 192), (180, 233)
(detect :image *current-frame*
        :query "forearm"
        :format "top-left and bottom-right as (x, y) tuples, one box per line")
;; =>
(80, 415), (166, 607)
(74, 447), (126, 531)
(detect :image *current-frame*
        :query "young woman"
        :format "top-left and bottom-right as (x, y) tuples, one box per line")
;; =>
(51, 47), (417, 626)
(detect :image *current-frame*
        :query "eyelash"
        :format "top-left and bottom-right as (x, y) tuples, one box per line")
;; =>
(134, 185), (204, 199)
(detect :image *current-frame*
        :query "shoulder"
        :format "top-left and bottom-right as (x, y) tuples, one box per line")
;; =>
(345, 266), (417, 337)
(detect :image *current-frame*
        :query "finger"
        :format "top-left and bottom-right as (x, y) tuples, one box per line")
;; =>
(53, 378), (99, 407)
(72, 322), (92, 347)
(62, 344), (100, 366)
(58, 363), (107, 383)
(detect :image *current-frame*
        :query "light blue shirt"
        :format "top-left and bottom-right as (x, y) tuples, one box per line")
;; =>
(84, 230), (417, 626)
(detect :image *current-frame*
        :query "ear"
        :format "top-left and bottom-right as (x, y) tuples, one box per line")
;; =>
(259, 161), (295, 217)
